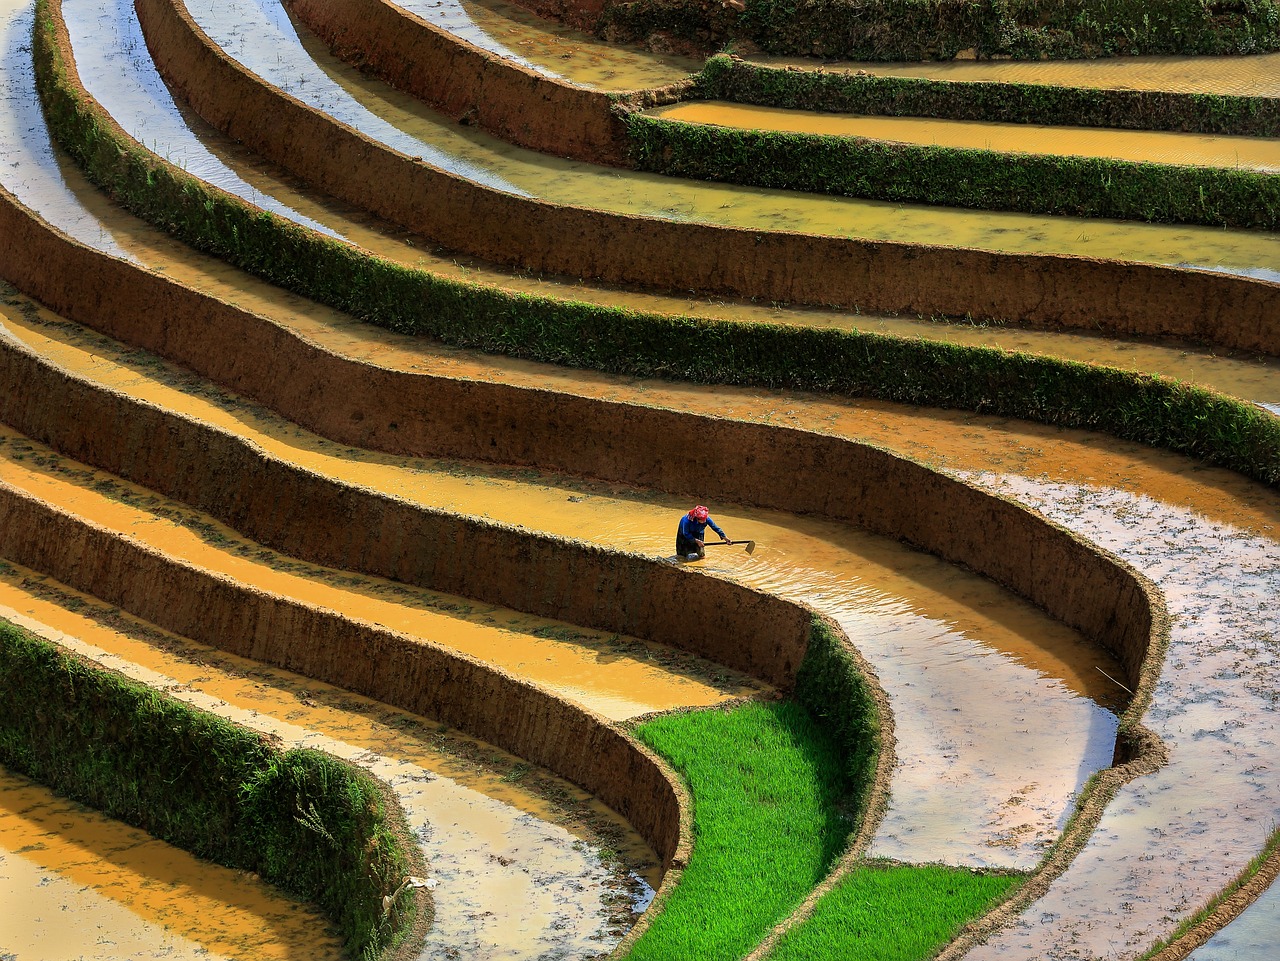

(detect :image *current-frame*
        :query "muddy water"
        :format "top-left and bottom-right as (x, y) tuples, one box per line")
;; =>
(652, 101), (1280, 171)
(392, 0), (694, 89)
(0, 560), (659, 959)
(173, 0), (1280, 278)
(0, 425), (753, 719)
(750, 52), (1280, 97)
(0, 766), (343, 961)
(0, 299), (1125, 871)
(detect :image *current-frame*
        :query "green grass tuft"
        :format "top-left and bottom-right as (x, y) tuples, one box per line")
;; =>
(770, 863), (1020, 961)
(629, 700), (852, 960)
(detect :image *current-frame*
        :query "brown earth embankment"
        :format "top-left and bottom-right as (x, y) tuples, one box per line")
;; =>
(0, 334), (807, 690)
(132, 0), (1280, 349)
(282, 0), (678, 165)
(0, 178), (1155, 695)
(0, 478), (688, 871)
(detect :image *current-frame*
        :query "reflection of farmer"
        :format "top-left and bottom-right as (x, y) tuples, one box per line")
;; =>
(676, 505), (728, 562)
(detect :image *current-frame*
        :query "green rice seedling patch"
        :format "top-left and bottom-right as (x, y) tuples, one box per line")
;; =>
(770, 863), (1020, 961)
(628, 699), (852, 961)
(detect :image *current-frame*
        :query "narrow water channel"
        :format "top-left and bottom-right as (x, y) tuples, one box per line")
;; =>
(748, 51), (1280, 97)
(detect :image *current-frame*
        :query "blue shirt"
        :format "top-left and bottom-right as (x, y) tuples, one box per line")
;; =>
(678, 513), (726, 542)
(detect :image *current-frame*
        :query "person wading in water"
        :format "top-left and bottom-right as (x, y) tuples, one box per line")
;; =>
(676, 505), (729, 562)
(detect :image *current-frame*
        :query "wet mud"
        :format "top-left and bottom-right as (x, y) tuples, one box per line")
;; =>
(653, 101), (1280, 171)
(0, 295), (1127, 868)
(7, 0), (1280, 953)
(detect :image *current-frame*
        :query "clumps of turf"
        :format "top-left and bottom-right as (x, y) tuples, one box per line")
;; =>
(0, 617), (422, 960)
(628, 700), (853, 960)
(769, 863), (1020, 960)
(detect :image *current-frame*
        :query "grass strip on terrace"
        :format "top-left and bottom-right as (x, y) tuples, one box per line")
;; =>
(768, 863), (1020, 961)
(627, 699), (852, 960)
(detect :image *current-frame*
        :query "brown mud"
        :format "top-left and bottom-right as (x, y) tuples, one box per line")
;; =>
(652, 101), (1280, 171)
(130, 0), (1280, 343)
(0, 293), (1128, 867)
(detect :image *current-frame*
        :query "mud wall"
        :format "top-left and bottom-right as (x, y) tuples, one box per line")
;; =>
(133, 0), (1280, 348)
(0, 183), (1156, 701)
(283, 0), (640, 165)
(0, 481), (686, 869)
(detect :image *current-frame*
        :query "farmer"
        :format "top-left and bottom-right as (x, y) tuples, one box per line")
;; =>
(676, 505), (729, 562)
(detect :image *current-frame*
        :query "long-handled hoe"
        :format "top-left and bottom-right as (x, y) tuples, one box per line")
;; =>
(705, 539), (757, 555)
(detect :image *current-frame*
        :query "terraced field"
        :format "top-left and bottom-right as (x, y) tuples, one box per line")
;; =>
(1, 0), (1278, 959)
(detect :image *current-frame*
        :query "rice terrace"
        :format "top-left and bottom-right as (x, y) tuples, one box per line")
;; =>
(0, 0), (1278, 957)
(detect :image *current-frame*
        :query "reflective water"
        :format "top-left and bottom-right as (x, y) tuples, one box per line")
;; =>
(0, 297), (1123, 870)
(170, 0), (1280, 279)
(0, 765), (343, 960)
(392, 0), (693, 88)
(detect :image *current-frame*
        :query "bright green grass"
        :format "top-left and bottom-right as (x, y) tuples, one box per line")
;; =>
(769, 864), (1020, 961)
(627, 700), (851, 961)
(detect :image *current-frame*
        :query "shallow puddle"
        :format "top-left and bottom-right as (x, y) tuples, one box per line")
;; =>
(750, 51), (1280, 98)
(0, 559), (660, 959)
(652, 101), (1280, 171)
(0, 765), (343, 961)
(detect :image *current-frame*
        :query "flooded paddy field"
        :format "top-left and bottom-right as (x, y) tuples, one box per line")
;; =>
(0, 557), (660, 959)
(126, 0), (1280, 280)
(2, 0), (1280, 956)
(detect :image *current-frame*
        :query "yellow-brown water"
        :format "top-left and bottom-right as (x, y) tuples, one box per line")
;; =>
(8, 0), (1280, 952)
(0, 295), (1125, 870)
(0, 423), (751, 720)
(653, 101), (1280, 171)
(0, 558), (661, 959)
(751, 52), (1280, 97)
(0, 765), (344, 961)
